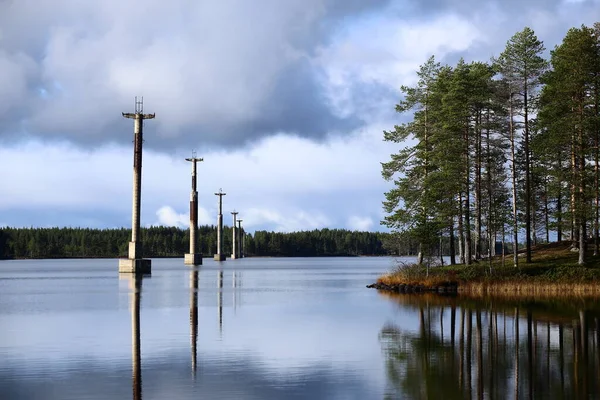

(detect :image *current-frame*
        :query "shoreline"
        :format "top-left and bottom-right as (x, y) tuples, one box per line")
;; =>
(367, 280), (600, 298)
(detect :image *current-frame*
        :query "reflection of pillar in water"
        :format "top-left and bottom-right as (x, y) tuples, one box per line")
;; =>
(218, 269), (223, 335)
(233, 271), (237, 314)
(130, 275), (143, 400)
(190, 269), (198, 375)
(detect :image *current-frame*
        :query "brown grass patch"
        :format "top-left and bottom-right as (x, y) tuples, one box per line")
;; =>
(378, 272), (455, 288)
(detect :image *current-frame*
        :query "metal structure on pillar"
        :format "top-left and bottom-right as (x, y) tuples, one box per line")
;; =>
(231, 210), (239, 259)
(184, 153), (203, 266)
(119, 97), (155, 274)
(214, 189), (226, 261)
(237, 219), (244, 258)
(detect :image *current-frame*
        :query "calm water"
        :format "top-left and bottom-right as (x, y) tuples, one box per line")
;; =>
(0, 257), (599, 399)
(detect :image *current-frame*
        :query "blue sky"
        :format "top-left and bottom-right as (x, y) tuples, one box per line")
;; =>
(0, 0), (599, 233)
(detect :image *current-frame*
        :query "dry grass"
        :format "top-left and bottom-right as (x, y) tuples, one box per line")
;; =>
(378, 272), (455, 288)
(376, 241), (600, 295)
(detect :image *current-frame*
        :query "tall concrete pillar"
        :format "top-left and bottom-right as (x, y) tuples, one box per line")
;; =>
(231, 211), (238, 259)
(119, 97), (154, 274)
(214, 189), (226, 261)
(184, 155), (203, 266)
(237, 219), (243, 258)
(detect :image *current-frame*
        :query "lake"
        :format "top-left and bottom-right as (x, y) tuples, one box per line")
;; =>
(0, 257), (598, 399)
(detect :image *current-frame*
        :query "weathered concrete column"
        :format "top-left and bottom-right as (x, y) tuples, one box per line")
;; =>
(119, 98), (154, 274)
(214, 189), (226, 261)
(231, 211), (238, 259)
(184, 155), (203, 266)
(237, 219), (243, 258)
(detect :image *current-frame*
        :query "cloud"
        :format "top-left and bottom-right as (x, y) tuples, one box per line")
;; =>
(154, 205), (212, 228)
(0, 0), (396, 150)
(0, 127), (395, 232)
(347, 216), (374, 231)
(243, 208), (331, 232)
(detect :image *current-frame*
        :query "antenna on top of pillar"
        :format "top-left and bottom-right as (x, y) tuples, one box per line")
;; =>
(135, 96), (143, 114)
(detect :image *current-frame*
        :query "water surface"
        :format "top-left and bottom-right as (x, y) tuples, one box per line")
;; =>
(0, 257), (599, 399)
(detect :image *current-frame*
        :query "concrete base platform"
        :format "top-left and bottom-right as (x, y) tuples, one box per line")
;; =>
(213, 254), (226, 261)
(184, 253), (203, 266)
(119, 258), (152, 274)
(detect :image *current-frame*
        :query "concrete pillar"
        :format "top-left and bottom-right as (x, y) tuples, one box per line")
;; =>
(185, 156), (203, 266)
(119, 99), (154, 274)
(214, 189), (226, 261)
(231, 211), (238, 259)
(237, 220), (243, 258)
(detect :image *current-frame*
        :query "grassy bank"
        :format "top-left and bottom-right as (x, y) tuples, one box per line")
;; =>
(376, 241), (600, 296)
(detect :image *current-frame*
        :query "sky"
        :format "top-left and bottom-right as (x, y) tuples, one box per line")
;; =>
(0, 0), (599, 233)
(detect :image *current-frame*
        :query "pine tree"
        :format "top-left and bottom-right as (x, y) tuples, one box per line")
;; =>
(496, 27), (549, 264)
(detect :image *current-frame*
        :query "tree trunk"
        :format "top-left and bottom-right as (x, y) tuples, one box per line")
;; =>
(458, 195), (465, 264)
(557, 157), (563, 242)
(579, 103), (586, 266)
(572, 134), (578, 248)
(464, 121), (472, 266)
(524, 81), (532, 263)
(449, 221), (456, 265)
(544, 177), (550, 243)
(475, 110), (482, 260)
(502, 223), (506, 268)
(509, 93), (519, 268)
(595, 125), (599, 255)
(486, 110), (493, 275)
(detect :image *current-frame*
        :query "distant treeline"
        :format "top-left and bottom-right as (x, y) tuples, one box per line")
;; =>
(0, 226), (402, 259)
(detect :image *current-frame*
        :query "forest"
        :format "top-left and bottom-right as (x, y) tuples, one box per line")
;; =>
(382, 23), (600, 267)
(0, 226), (394, 259)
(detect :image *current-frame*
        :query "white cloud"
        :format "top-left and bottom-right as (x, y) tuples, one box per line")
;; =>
(316, 13), (483, 117)
(154, 205), (212, 228)
(243, 208), (331, 232)
(0, 127), (395, 232)
(347, 216), (374, 231)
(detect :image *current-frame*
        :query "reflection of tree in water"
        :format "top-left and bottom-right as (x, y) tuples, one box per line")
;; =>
(379, 294), (600, 399)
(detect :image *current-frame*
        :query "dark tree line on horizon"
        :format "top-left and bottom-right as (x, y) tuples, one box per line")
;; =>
(382, 23), (600, 269)
(0, 226), (396, 259)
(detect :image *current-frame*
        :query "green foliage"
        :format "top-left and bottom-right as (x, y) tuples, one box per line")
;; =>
(0, 226), (393, 259)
